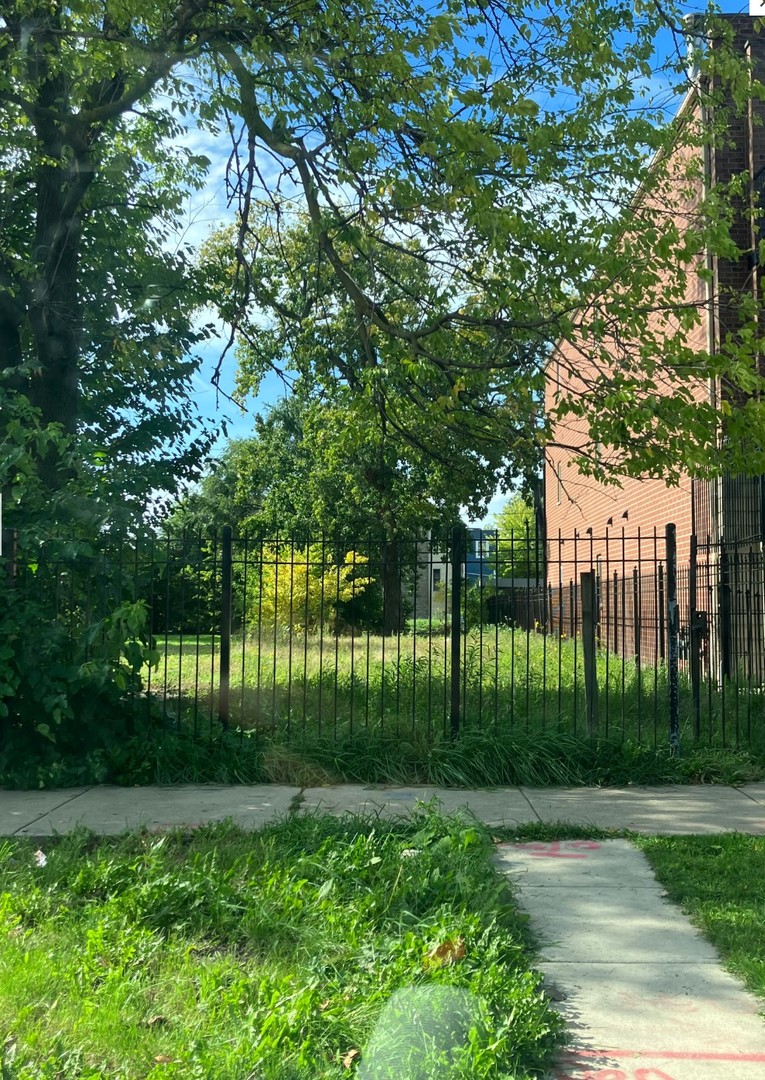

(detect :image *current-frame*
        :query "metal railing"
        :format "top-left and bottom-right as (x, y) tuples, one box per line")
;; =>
(15, 524), (765, 751)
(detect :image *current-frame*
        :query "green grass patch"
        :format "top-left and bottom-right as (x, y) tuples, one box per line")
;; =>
(0, 809), (563, 1079)
(488, 822), (632, 844)
(145, 628), (765, 753)
(636, 834), (765, 1003)
(3, 723), (763, 790)
(6, 622), (765, 790)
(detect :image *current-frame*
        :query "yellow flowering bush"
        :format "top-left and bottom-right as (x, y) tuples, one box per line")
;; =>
(250, 545), (372, 632)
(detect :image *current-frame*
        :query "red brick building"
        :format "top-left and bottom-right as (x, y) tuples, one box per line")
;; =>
(542, 16), (765, 683)
(545, 15), (765, 564)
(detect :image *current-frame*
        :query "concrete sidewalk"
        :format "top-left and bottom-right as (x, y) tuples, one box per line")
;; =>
(496, 840), (765, 1079)
(1, 781), (765, 836)
(4, 783), (765, 1079)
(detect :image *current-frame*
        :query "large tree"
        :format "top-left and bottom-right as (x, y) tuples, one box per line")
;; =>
(168, 390), (467, 632)
(0, 8), (220, 513)
(202, 215), (543, 496)
(2, 1), (759, 496)
(200, 215), (545, 630)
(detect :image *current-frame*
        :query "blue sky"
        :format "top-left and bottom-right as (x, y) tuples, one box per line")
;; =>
(172, 1), (754, 524)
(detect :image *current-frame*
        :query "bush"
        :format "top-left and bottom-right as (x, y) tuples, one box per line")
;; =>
(0, 391), (160, 758)
(249, 543), (373, 632)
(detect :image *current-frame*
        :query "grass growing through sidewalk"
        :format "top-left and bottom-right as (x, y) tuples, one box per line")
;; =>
(636, 835), (765, 1003)
(0, 808), (563, 1080)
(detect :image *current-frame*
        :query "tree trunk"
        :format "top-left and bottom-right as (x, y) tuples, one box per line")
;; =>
(24, 13), (89, 439)
(381, 536), (404, 636)
(27, 264), (81, 435)
(0, 295), (25, 393)
(29, 160), (82, 436)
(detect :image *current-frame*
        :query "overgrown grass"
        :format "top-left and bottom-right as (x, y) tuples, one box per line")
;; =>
(4, 627), (764, 789)
(0, 809), (563, 1079)
(3, 721), (761, 790)
(145, 628), (765, 754)
(636, 835), (765, 1003)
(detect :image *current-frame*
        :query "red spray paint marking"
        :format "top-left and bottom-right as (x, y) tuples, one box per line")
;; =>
(513, 840), (602, 859)
(560, 1047), (765, 1064)
(556, 1045), (765, 1078)
(556, 1070), (676, 1080)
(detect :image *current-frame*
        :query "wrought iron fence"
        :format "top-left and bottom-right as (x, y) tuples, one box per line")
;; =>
(15, 524), (765, 751)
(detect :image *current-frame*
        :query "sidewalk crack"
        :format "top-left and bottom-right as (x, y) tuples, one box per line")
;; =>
(11, 786), (93, 837)
(733, 785), (765, 806)
(518, 787), (542, 822)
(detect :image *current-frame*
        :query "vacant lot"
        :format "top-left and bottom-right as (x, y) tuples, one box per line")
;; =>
(143, 626), (759, 750)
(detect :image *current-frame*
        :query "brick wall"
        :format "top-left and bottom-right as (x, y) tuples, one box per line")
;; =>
(545, 15), (765, 567)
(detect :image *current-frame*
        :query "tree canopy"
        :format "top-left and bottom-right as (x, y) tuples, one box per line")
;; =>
(3, 0), (765, 756)
(490, 493), (538, 579)
(168, 390), (468, 540)
(200, 214), (542, 509)
(3, 0), (762, 511)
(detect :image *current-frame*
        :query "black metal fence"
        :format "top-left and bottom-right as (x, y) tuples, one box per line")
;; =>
(15, 524), (765, 750)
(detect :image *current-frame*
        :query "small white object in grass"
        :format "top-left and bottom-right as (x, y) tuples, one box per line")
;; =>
(33, 850), (47, 867)
(401, 848), (420, 858)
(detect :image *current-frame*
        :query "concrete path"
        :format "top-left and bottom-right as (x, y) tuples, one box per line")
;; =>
(495, 839), (765, 1080)
(2, 781), (764, 836)
(3, 783), (765, 1076)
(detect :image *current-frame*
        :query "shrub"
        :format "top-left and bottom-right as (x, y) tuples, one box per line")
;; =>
(249, 544), (373, 632)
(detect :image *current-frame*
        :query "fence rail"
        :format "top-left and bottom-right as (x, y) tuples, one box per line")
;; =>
(16, 524), (765, 751)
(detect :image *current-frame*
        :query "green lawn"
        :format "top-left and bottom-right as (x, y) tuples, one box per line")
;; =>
(145, 626), (765, 752)
(637, 834), (765, 1002)
(0, 809), (562, 1080)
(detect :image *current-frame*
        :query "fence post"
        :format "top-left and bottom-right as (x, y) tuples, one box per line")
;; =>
(658, 563), (665, 662)
(719, 539), (732, 682)
(689, 534), (701, 739)
(580, 571), (599, 739)
(219, 525), (233, 730)
(450, 525), (463, 738)
(666, 523), (680, 755)
(633, 567), (641, 668)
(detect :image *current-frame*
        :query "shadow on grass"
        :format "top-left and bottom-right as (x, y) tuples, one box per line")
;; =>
(151, 665), (765, 758)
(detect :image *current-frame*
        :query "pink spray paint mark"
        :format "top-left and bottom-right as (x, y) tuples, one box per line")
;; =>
(514, 840), (602, 859)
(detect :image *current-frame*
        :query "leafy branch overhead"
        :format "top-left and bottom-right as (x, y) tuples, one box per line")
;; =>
(200, 219), (543, 498)
(3, 0), (765, 499)
(205, 4), (765, 482)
